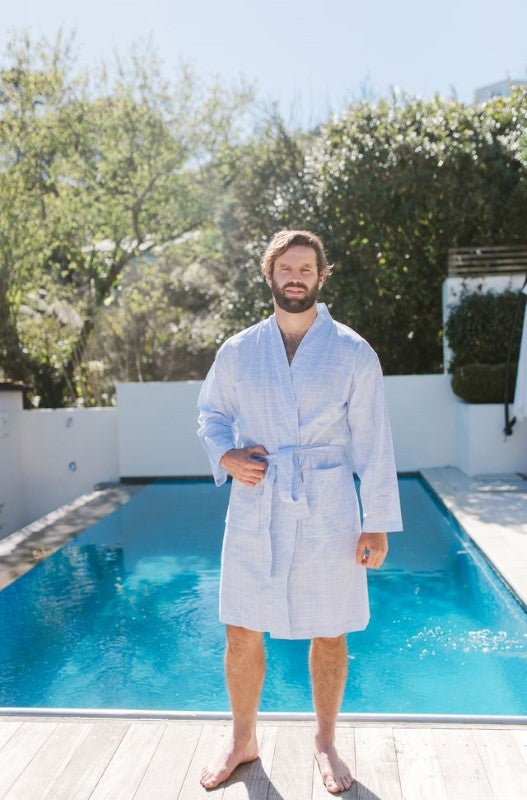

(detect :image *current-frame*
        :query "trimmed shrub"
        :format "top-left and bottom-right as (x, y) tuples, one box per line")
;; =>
(451, 362), (518, 403)
(445, 289), (525, 372)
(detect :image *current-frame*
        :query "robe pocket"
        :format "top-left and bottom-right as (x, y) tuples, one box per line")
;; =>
(225, 480), (263, 532)
(301, 463), (360, 539)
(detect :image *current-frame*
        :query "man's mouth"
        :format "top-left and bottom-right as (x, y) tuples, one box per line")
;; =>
(285, 286), (307, 294)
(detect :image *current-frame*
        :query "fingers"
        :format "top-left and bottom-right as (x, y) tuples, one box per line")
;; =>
(227, 445), (269, 486)
(246, 445), (268, 457)
(355, 535), (388, 569)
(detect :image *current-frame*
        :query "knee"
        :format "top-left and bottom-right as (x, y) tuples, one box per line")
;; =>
(312, 633), (346, 649)
(226, 624), (263, 653)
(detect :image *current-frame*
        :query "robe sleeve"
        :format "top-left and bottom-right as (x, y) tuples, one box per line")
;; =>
(347, 342), (403, 533)
(197, 342), (238, 486)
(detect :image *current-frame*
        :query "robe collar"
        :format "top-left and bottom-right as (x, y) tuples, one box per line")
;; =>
(269, 301), (333, 388)
(269, 301), (332, 344)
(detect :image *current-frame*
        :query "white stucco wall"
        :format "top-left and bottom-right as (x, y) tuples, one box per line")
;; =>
(0, 390), (24, 537)
(18, 408), (119, 529)
(456, 403), (527, 476)
(384, 375), (457, 471)
(115, 376), (458, 478)
(116, 381), (211, 477)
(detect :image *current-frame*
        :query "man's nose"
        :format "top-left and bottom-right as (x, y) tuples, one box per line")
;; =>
(289, 270), (305, 282)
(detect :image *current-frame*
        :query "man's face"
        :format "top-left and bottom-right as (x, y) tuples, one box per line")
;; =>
(266, 245), (325, 313)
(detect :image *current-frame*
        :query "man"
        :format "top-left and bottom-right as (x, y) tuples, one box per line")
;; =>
(197, 230), (402, 794)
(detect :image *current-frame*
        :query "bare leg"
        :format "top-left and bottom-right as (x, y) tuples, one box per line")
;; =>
(310, 634), (354, 794)
(200, 625), (265, 789)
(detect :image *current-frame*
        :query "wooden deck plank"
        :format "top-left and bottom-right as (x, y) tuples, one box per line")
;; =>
(311, 728), (357, 800)
(42, 720), (130, 800)
(393, 727), (448, 800)
(89, 721), (165, 800)
(134, 722), (202, 800)
(176, 723), (226, 799)
(354, 727), (402, 800)
(268, 724), (314, 800)
(222, 725), (278, 799)
(432, 728), (495, 799)
(0, 716), (524, 800)
(472, 729), (527, 799)
(3, 721), (93, 800)
(0, 720), (24, 751)
(0, 720), (58, 797)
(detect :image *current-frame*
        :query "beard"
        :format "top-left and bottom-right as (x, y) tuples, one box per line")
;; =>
(270, 277), (321, 313)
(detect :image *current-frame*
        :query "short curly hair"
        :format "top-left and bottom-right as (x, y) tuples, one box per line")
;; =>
(260, 230), (333, 278)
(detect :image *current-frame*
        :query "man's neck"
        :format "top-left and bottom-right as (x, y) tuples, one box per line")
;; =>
(273, 302), (318, 340)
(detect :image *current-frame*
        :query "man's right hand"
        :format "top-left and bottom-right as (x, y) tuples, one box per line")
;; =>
(220, 445), (268, 487)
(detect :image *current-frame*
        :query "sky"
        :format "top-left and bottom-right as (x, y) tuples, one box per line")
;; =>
(1, 0), (526, 128)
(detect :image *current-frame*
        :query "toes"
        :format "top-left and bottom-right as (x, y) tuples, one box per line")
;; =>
(324, 775), (340, 793)
(200, 770), (217, 788)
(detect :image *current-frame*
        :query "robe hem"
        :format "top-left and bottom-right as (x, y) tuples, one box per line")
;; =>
(218, 614), (370, 640)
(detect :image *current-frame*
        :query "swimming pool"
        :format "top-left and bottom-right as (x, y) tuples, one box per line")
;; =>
(0, 476), (526, 714)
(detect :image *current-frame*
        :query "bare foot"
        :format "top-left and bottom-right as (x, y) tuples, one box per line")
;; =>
(200, 731), (259, 789)
(314, 740), (354, 794)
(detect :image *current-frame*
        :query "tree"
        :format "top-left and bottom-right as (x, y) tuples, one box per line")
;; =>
(217, 89), (527, 374)
(0, 30), (252, 405)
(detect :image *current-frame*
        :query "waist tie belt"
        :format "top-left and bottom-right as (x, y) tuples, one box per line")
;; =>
(258, 443), (348, 577)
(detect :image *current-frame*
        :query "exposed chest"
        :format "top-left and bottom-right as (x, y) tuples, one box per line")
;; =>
(281, 332), (305, 365)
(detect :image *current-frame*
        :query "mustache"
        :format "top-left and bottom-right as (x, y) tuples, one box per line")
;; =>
(284, 283), (308, 290)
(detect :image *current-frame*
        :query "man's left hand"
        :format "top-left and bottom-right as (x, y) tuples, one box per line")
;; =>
(355, 532), (388, 569)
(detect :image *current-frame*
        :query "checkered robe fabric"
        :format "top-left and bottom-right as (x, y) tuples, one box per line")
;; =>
(197, 302), (403, 639)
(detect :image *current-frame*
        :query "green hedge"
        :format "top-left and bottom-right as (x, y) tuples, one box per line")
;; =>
(445, 290), (525, 371)
(446, 289), (525, 402)
(451, 362), (518, 403)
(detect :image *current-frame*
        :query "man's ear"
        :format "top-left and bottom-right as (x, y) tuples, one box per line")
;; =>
(318, 269), (327, 288)
(265, 272), (272, 289)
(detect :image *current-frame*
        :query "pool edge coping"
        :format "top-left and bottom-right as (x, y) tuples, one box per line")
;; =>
(0, 707), (526, 725)
(418, 467), (527, 612)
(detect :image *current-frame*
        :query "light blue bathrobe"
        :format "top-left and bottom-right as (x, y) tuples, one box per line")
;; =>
(197, 302), (402, 639)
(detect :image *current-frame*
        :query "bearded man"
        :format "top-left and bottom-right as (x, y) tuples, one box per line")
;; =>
(197, 229), (402, 794)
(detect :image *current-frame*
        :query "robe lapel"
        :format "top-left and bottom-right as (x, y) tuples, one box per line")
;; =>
(288, 303), (334, 397)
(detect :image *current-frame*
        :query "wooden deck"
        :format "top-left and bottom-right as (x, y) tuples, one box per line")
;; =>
(0, 716), (526, 799)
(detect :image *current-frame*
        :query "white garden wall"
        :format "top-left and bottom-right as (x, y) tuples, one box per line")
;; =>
(0, 394), (118, 538)
(19, 407), (119, 526)
(456, 403), (527, 476)
(0, 390), (24, 537)
(384, 375), (457, 471)
(116, 381), (209, 478)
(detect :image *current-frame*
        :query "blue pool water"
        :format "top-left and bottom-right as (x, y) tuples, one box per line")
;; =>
(0, 477), (526, 714)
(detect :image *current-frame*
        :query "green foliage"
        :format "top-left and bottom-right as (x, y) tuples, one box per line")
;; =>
(79, 241), (221, 405)
(0, 30), (252, 406)
(451, 363), (517, 403)
(445, 290), (525, 371)
(219, 90), (527, 375)
(302, 91), (527, 373)
(2, 30), (527, 400)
